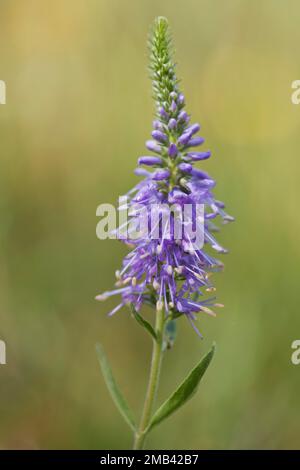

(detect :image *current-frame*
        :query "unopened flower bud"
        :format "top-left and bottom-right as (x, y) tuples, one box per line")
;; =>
(168, 143), (178, 158)
(152, 130), (168, 143)
(168, 118), (177, 130)
(138, 156), (162, 166)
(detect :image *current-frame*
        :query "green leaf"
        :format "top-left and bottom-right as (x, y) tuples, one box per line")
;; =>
(130, 304), (157, 341)
(148, 343), (216, 431)
(95, 343), (136, 431)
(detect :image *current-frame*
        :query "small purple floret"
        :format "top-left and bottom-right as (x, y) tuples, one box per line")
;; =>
(168, 118), (177, 130)
(152, 169), (170, 180)
(178, 93), (185, 105)
(178, 132), (192, 146)
(178, 110), (188, 122)
(153, 120), (164, 131)
(168, 143), (178, 158)
(187, 151), (211, 161)
(145, 140), (162, 154)
(186, 123), (200, 136)
(152, 130), (168, 143)
(134, 168), (150, 176)
(138, 156), (162, 166)
(170, 100), (177, 113)
(179, 162), (192, 173)
(158, 106), (169, 120)
(186, 137), (205, 147)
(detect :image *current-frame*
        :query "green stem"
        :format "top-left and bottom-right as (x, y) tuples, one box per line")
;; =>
(133, 306), (165, 450)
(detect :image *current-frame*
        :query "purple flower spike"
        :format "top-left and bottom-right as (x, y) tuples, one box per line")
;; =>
(168, 118), (177, 130)
(138, 156), (162, 166)
(187, 151), (211, 161)
(152, 130), (168, 143)
(152, 169), (170, 180)
(179, 162), (192, 173)
(186, 137), (205, 147)
(168, 143), (178, 158)
(145, 140), (162, 154)
(97, 17), (233, 340)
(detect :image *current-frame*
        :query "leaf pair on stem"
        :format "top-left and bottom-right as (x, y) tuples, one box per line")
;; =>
(96, 306), (215, 448)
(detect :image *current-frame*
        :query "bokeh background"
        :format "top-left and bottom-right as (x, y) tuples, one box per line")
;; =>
(0, 0), (300, 450)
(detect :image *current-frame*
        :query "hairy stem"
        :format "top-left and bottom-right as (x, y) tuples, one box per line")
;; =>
(133, 306), (165, 450)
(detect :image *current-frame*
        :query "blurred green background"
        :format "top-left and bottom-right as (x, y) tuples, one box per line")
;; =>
(1, 0), (300, 450)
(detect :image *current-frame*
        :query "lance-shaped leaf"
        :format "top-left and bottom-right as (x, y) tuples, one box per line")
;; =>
(130, 304), (157, 341)
(148, 343), (215, 431)
(96, 343), (136, 431)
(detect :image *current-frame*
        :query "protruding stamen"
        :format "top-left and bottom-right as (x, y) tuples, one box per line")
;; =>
(95, 293), (108, 301)
(200, 306), (216, 317)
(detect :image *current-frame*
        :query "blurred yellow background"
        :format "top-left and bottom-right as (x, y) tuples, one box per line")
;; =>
(0, 0), (300, 449)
